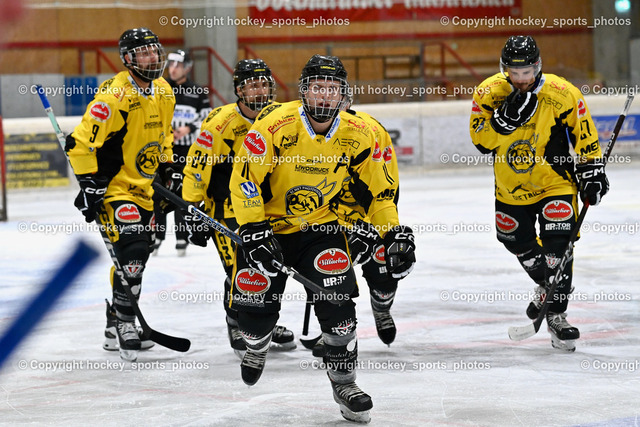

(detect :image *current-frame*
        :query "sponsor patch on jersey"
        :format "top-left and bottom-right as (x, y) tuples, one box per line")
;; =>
(244, 130), (267, 156)
(194, 173), (202, 182)
(542, 200), (573, 222)
(195, 130), (213, 149)
(495, 212), (519, 233)
(577, 98), (587, 118)
(115, 204), (141, 223)
(123, 261), (144, 278)
(235, 268), (270, 295)
(240, 181), (259, 198)
(373, 244), (386, 264)
(372, 141), (382, 161)
(267, 115), (296, 134)
(382, 146), (393, 163)
(314, 248), (350, 275)
(89, 102), (111, 122)
(471, 100), (482, 114)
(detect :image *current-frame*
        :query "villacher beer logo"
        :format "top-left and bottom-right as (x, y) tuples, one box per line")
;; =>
(314, 248), (350, 275)
(542, 200), (573, 222)
(195, 130), (213, 149)
(89, 102), (111, 122)
(235, 268), (271, 295)
(115, 204), (141, 223)
(373, 244), (386, 265)
(495, 212), (518, 233)
(243, 130), (267, 156)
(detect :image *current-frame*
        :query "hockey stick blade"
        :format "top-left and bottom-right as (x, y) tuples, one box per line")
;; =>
(152, 183), (343, 305)
(507, 324), (537, 341)
(300, 334), (323, 349)
(35, 85), (191, 353)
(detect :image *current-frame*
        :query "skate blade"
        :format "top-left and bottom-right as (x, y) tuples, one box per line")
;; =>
(176, 249), (186, 257)
(119, 349), (139, 362)
(337, 403), (371, 424)
(104, 339), (154, 351)
(270, 341), (297, 351)
(550, 334), (576, 352)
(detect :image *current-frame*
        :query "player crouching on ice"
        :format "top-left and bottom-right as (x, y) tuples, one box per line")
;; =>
(470, 35), (609, 351)
(228, 55), (416, 423)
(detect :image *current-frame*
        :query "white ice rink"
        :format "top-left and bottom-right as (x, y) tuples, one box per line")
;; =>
(1, 164), (639, 426)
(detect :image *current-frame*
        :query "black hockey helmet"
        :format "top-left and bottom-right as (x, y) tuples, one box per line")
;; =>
(118, 27), (167, 83)
(500, 35), (542, 77)
(233, 59), (276, 112)
(298, 54), (350, 123)
(168, 49), (193, 68)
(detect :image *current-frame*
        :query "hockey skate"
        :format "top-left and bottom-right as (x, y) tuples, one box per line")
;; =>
(312, 335), (325, 358)
(240, 332), (272, 386)
(103, 300), (154, 351)
(116, 319), (141, 362)
(176, 239), (187, 257)
(372, 308), (396, 345)
(526, 284), (546, 320)
(270, 325), (296, 351)
(151, 238), (163, 256)
(329, 373), (373, 423)
(547, 312), (580, 352)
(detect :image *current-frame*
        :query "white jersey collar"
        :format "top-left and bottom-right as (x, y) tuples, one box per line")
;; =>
(299, 105), (341, 141)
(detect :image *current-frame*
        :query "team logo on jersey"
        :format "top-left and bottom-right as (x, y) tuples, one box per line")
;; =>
(495, 212), (519, 233)
(542, 200), (573, 222)
(314, 248), (350, 275)
(195, 130), (213, 149)
(123, 261), (144, 278)
(240, 181), (259, 198)
(285, 178), (336, 215)
(235, 269), (270, 295)
(244, 130), (267, 156)
(506, 139), (535, 174)
(373, 244), (386, 264)
(115, 204), (141, 223)
(577, 99), (587, 118)
(382, 146), (393, 163)
(89, 102), (111, 122)
(136, 141), (162, 179)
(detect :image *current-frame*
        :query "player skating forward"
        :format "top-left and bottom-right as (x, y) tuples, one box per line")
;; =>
(181, 59), (295, 357)
(470, 36), (609, 351)
(66, 28), (175, 361)
(229, 55), (415, 423)
(152, 49), (211, 256)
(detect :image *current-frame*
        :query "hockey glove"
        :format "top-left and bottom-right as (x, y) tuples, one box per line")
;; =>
(157, 163), (183, 196)
(576, 160), (609, 206)
(348, 219), (382, 265)
(185, 210), (212, 247)
(383, 225), (416, 279)
(74, 174), (109, 223)
(490, 91), (538, 135)
(239, 220), (283, 277)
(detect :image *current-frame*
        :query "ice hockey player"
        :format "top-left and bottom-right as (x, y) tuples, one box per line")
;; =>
(181, 59), (295, 357)
(152, 49), (211, 256)
(66, 27), (176, 361)
(470, 35), (609, 351)
(228, 54), (416, 423)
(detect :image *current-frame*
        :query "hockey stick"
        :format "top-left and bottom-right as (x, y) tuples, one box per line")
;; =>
(35, 85), (191, 352)
(152, 182), (344, 305)
(508, 93), (634, 341)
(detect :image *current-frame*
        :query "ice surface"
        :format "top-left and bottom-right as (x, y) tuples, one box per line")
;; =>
(1, 165), (639, 426)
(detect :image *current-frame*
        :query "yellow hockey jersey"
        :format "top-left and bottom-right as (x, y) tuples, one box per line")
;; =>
(229, 100), (399, 235)
(470, 73), (602, 205)
(66, 71), (175, 211)
(182, 102), (258, 219)
(331, 109), (399, 227)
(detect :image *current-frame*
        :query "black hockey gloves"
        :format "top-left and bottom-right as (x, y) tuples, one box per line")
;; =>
(239, 220), (283, 277)
(576, 160), (609, 206)
(383, 225), (416, 279)
(74, 174), (109, 222)
(490, 90), (538, 135)
(348, 219), (382, 265)
(157, 163), (183, 195)
(185, 210), (212, 247)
